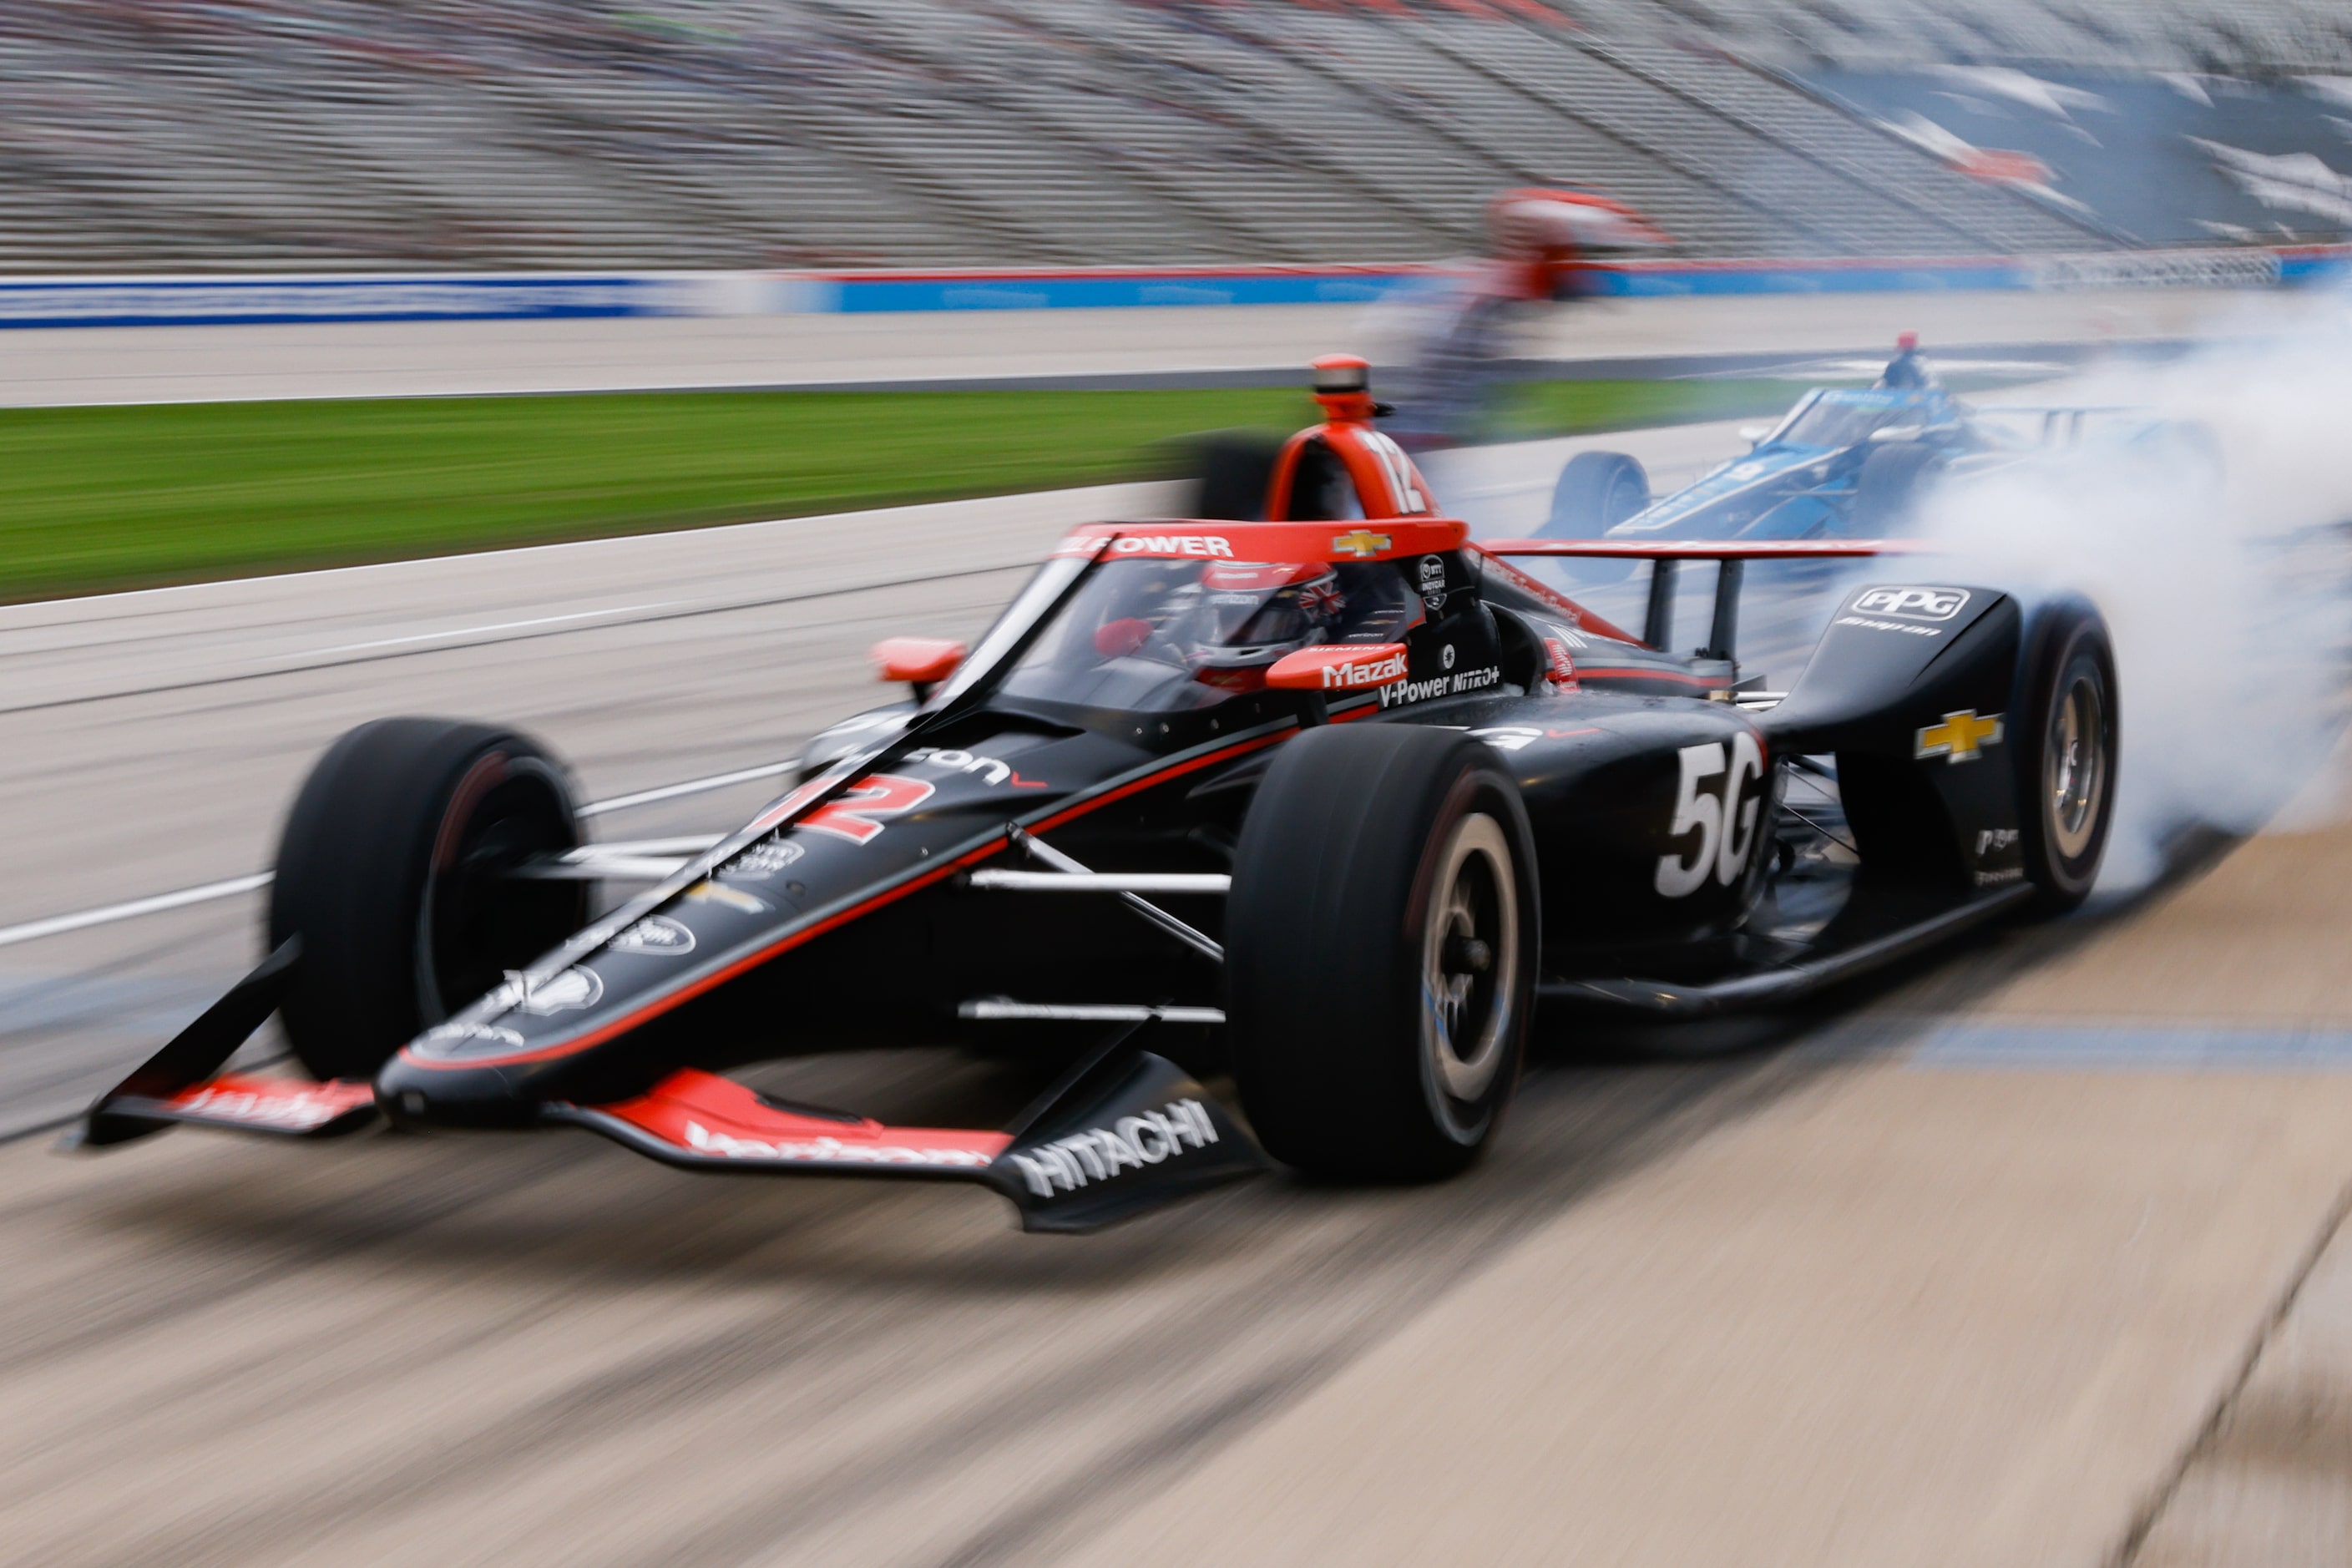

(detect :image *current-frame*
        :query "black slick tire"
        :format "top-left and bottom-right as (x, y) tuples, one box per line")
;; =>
(269, 718), (585, 1081)
(1226, 725), (1539, 1181)
(1543, 450), (1649, 537)
(2014, 602), (2119, 912)
(1184, 430), (1288, 520)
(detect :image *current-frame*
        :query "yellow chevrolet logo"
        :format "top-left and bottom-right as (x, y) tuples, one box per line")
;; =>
(1915, 710), (2004, 763)
(1331, 529), (1392, 559)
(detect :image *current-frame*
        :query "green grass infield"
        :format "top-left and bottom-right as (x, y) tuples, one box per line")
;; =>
(0, 378), (1804, 601)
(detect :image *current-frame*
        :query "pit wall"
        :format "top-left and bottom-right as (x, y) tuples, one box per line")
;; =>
(1, 248), (2344, 329)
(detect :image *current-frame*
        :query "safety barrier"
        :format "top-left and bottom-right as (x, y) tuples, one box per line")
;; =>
(0, 248), (2341, 329)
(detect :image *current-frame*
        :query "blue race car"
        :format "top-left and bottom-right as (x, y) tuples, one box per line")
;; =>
(1535, 338), (2226, 544)
(1544, 340), (1976, 541)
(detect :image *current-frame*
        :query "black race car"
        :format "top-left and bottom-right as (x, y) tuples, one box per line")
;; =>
(75, 415), (2117, 1232)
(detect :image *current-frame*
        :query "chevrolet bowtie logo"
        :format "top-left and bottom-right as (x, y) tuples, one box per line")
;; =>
(1331, 529), (1392, 559)
(1915, 709), (2005, 763)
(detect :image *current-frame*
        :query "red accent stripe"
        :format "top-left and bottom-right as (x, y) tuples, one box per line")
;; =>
(1467, 544), (1642, 646)
(400, 730), (1294, 1070)
(594, 1069), (1011, 1160)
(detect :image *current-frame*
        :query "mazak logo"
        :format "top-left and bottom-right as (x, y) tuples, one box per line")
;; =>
(1850, 586), (1970, 622)
(1320, 650), (1408, 689)
(1419, 554), (1449, 611)
(1004, 1098), (1221, 1198)
(1110, 534), (1234, 558)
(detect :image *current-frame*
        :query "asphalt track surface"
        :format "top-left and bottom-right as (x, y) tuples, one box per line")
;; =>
(9, 381), (2352, 1562)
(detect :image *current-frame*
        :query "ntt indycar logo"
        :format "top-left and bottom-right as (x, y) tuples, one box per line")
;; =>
(1005, 1097), (1220, 1198)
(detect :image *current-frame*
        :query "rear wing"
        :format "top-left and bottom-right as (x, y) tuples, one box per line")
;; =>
(1475, 538), (1924, 656)
(1972, 405), (2152, 445)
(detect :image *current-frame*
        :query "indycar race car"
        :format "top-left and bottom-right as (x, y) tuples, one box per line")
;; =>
(1544, 337), (2219, 542)
(74, 358), (2119, 1233)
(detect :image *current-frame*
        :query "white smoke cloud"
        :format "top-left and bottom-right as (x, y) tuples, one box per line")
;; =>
(1914, 286), (2352, 892)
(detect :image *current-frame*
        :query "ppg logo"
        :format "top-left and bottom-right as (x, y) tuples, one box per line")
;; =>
(1851, 586), (1970, 622)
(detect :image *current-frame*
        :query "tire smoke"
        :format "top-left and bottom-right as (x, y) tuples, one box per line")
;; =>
(1914, 290), (2352, 893)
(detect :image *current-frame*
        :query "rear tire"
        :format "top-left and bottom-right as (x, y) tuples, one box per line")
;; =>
(2016, 603), (2118, 911)
(1543, 451), (1649, 537)
(1182, 430), (1287, 520)
(269, 719), (585, 1081)
(1226, 726), (1539, 1181)
(1850, 442), (1946, 534)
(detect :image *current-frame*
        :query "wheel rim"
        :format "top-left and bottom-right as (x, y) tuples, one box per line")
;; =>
(2045, 668), (2107, 862)
(1419, 812), (1520, 1103)
(422, 753), (582, 1018)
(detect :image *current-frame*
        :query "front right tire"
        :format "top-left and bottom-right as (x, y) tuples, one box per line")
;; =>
(270, 718), (585, 1081)
(1225, 725), (1539, 1181)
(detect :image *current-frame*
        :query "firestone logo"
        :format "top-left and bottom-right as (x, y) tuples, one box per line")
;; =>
(682, 1121), (999, 1167)
(1320, 650), (1409, 689)
(1110, 535), (1235, 558)
(1005, 1098), (1220, 1198)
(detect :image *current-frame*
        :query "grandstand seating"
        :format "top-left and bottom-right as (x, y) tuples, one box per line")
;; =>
(0, 0), (2341, 273)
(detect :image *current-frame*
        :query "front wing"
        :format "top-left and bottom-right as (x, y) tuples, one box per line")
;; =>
(73, 940), (1268, 1233)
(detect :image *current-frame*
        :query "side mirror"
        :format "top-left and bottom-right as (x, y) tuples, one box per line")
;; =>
(872, 636), (965, 701)
(1737, 424), (1769, 447)
(1266, 643), (1409, 693)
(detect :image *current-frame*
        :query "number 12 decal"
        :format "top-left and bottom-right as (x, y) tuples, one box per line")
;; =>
(1656, 734), (1765, 898)
(762, 773), (936, 846)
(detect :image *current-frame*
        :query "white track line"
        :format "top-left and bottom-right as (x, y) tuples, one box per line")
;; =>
(289, 603), (673, 657)
(0, 874), (276, 952)
(576, 761), (793, 818)
(0, 759), (798, 952)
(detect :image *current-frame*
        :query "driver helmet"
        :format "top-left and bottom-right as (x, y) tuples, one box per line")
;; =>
(1176, 562), (1345, 690)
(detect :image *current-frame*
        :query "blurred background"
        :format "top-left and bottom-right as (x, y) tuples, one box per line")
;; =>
(3, 0), (2349, 269)
(7, 3), (2352, 1565)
